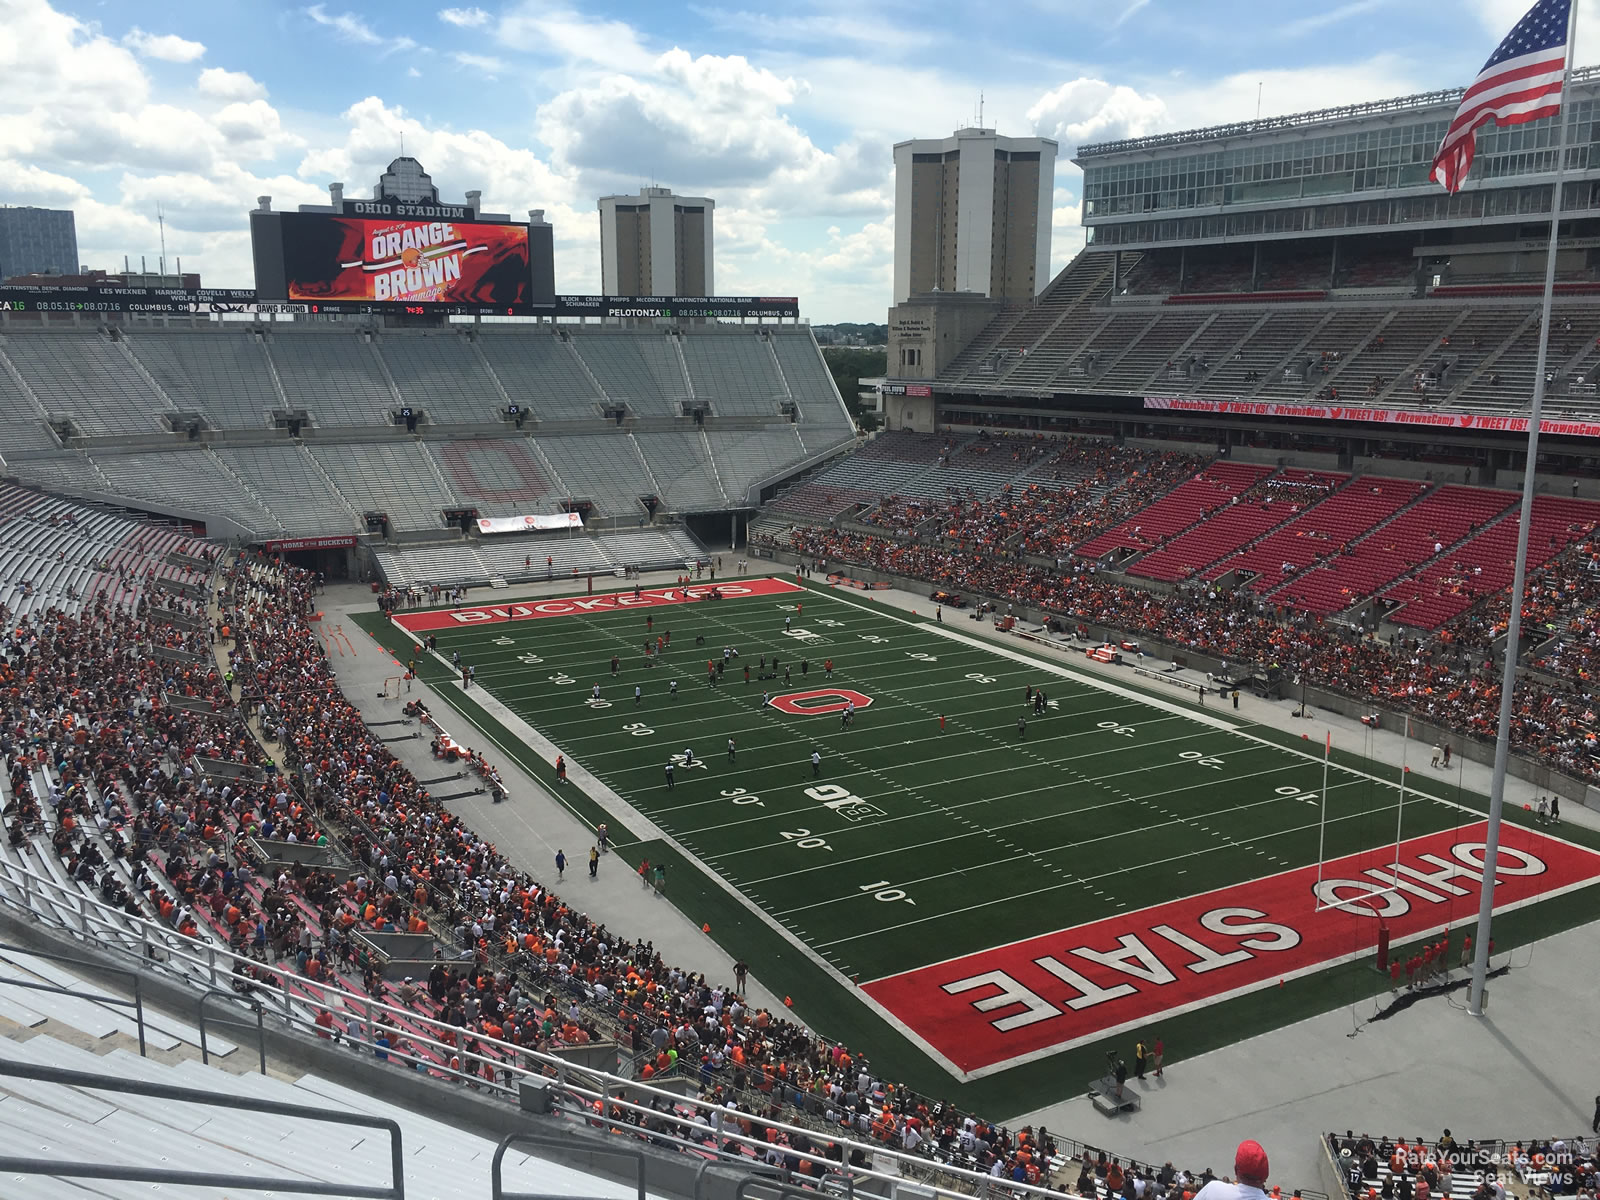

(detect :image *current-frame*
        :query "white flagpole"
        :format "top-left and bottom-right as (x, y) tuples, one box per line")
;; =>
(1469, 0), (1579, 1018)
(1395, 718), (1408, 875)
(1317, 731), (1330, 895)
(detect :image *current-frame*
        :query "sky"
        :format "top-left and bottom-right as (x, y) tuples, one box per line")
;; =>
(2, 0), (1598, 322)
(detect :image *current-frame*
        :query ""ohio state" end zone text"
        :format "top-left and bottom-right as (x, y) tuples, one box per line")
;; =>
(863, 822), (1600, 1079)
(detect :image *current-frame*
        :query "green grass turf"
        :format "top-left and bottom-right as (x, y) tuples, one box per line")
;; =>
(352, 579), (1600, 1116)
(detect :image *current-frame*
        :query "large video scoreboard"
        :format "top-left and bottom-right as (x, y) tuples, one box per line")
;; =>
(250, 203), (556, 316)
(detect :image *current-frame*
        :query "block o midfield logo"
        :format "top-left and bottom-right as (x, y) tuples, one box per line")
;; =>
(767, 688), (873, 716)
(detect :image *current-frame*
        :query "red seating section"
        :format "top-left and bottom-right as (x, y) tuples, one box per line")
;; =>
(1205, 477), (1424, 594)
(1273, 485), (1517, 615)
(1383, 496), (1600, 628)
(1131, 470), (1348, 583)
(1075, 461), (1272, 561)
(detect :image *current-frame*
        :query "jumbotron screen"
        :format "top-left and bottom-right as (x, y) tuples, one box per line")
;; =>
(251, 211), (556, 313)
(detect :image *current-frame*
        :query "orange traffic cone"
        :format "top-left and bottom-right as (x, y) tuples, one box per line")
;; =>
(702, 923), (711, 933)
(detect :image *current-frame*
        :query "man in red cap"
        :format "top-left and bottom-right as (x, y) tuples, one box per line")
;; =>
(1196, 1140), (1270, 1200)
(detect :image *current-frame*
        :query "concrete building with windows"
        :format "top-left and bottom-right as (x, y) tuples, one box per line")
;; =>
(598, 187), (715, 297)
(1072, 67), (1600, 289)
(0, 206), (79, 280)
(892, 128), (1057, 305)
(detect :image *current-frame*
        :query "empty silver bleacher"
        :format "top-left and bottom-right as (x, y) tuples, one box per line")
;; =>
(0, 354), (59, 450)
(569, 333), (691, 418)
(379, 331), (504, 423)
(5, 451), (107, 495)
(474, 332), (604, 421)
(91, 450), (282, 538)
(309, 442), (461, 532)
(706, 426), (810, 501)
(374, 526), (701, 587)
(1194, 309), (1326, 396)
(634, 431), (726, 511)
(471, 535), (612, 581)
(370, 541), (489, 586)
(769, 333), (855, 448)
(595, 526), (700, 568)
(213, 445), (359, 535)
(428, 438), (555, 517)
(1093, 310), (1210, 393)
(533, 434), (651, 518)
(122, 329), (280, 430)
(1, 332), (171, 437)
(678, 333), (788, 418)
(266, 332), (396, 427)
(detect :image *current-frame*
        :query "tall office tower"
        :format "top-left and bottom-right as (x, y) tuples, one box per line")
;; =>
(0, 206), (79, 279)
(892, 128), (1057, 304)
(598, 187), (715, 296)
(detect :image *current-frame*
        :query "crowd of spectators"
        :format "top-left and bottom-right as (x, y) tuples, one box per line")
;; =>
(1331, 1128), (1596, 1200)
(0, 543), (1304, 1196)
(8, 515), (1584, 1198)
(759, 511), (1599, 782)
(216, 556), (1110, 1180)
(0, 549), (1220, 1192)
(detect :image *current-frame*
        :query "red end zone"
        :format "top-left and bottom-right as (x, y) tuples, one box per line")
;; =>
(392, 578), (804, 632)
(863, 822), (1600, 1078)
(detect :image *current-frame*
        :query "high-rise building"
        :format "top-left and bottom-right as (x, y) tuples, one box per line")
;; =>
(0, 206), (79, 279)
(892, 128), (1057, 304)
(598, 187), (714, 296)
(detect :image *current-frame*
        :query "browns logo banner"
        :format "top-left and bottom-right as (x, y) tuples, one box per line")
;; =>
(284, 215), (531, 306)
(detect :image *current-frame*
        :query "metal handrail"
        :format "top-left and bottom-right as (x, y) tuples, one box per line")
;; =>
(735, 1175), (832, 1200)
(0, 939), (147, 1057)
(197, 985), (266, 1074)
(491, 1133), (645, 1200)
(0, 1059), (405, 1199)
(0, 848), (1224, 1200)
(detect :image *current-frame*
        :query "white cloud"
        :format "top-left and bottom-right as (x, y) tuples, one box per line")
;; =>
(452, 51), (509, 76)
(119, 166), (326, 234)
(213, 100), (304, 156)
(299, 96), (577, 216)
(1027, 78), (1168, 149)
(537, 49), (823, 194)
(197, 67), (268, 101)
(499, 2), (656, 72)
(3, 1), (150, 113)
(0, 160), (91, 205)
(303, 5), (418, 55)
(122, 27), (206, 63)
(438, 6), (491, 27)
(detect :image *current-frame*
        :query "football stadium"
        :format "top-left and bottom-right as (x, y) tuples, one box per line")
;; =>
(3, 4), (1600, 1198)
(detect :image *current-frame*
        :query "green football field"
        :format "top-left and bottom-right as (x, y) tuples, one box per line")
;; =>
(366, 576), (1600, 1109)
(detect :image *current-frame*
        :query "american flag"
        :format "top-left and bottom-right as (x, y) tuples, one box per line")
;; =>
(1431, 0), (1572, 193)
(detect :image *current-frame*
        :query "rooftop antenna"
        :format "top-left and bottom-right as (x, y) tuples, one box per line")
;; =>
(157, 203), (167, 278)
(1256, 82), (1263, 120)
(979, 91), (985, 128)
